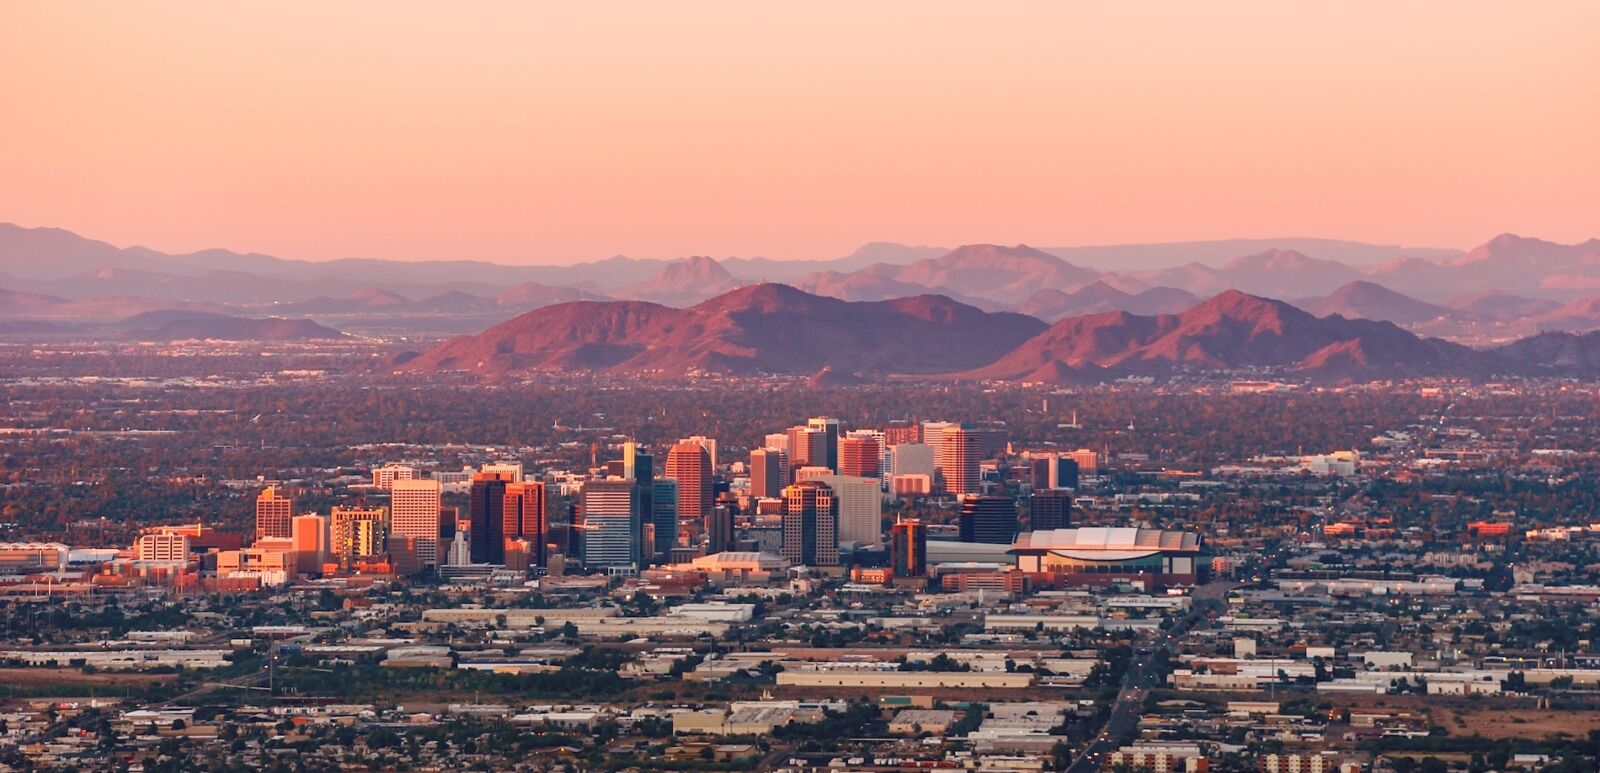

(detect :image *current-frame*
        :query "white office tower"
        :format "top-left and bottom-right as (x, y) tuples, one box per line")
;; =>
(446, 530), (473, 566)
(811, 475), (883, 547)
(390, 479), (444, 567)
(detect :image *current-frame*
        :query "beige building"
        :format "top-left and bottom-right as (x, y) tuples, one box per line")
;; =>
(389, 479), (442, 567)
(776, 671), (1032, 689)
(888, 709), (959, 736)
(134, 533), (191, 563)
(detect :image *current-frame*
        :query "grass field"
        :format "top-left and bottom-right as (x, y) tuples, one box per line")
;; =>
(0, 667), (178, 701)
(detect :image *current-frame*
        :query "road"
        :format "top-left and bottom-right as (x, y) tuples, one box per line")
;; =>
(1064, 580), (1233, 773)
(153, 669), (270, 709)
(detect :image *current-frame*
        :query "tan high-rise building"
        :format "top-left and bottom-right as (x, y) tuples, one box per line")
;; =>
(665, 442), (713, 528)
(330, 507), (387, 562)
(255, 486), (293, 540)
(390, 479), (443, 567)
(787, 425), (828, 471)
(937, 426), (981, 495)
(749, 447), (788, 500)
(782, 480), (838, 567)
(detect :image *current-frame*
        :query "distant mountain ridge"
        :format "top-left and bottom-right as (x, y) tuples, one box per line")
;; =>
(398, 284), (1600, 383)
(965, 290), (1490, 383)
(6, 222), (1600, 344)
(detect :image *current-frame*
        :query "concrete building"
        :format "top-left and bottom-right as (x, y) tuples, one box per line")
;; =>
(134, 533), (191, 563)
(390, 478), (443, 567)
(777, 671), (1032, 689)
(782, 480), (839, 567)
(809, 474), (881, 547)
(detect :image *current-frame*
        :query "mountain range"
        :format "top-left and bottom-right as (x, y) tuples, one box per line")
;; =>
(397, 283), (1046, 377)
(395, 283), (1600, 383)
(7, 222), (1600, 346)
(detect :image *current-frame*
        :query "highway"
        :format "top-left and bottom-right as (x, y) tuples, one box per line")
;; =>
(1064, 580), (1233, 773)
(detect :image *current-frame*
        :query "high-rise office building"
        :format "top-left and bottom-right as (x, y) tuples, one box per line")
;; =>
(782, 480), (839, 567)
(1030, 488), (1073, 531)
(390, 479), (443, 567)
(787, 425), (828, 471)
(1029, 455), (1056, 490)
(255, 486), (293, 540)
(811, 474), (882, 547)
(665, 441), (713, 531)
(764, 432), (790, 455)
(1028, 453), (1080, 490)
(622, 441), (654, 483)
(749, 447), (788, 499)
(839, 436), (881, 479)
(470, 472), (511, 564)
(959, 495), (1019, 545)
(291, 513), (329, 575)
(329, 507), (387, 562)
(706, 504), (734, 554)
(921, 421), (954, 450)
(503, 481), (548, 568)
(807, 417), (840, 471)
(1057, 458), (1080, 489)
(890, 519), (927, 577)
(581, 478), (641, 570)
(650, 478), (679, 557)
(938, 426), (981, 495)
(679, 435), (718, 469)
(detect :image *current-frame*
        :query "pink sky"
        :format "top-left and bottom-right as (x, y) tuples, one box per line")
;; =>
(2, 2), (1597, 264)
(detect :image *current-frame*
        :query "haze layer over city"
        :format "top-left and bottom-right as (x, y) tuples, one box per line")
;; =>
(3, 4), (1600, 773)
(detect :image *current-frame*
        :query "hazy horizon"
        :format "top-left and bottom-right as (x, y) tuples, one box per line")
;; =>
(3, 218), (1501, 268)
(4, 2), (1598, 265)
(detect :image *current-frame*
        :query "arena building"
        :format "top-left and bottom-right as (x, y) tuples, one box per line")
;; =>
(1010, 527), (1205, 588)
